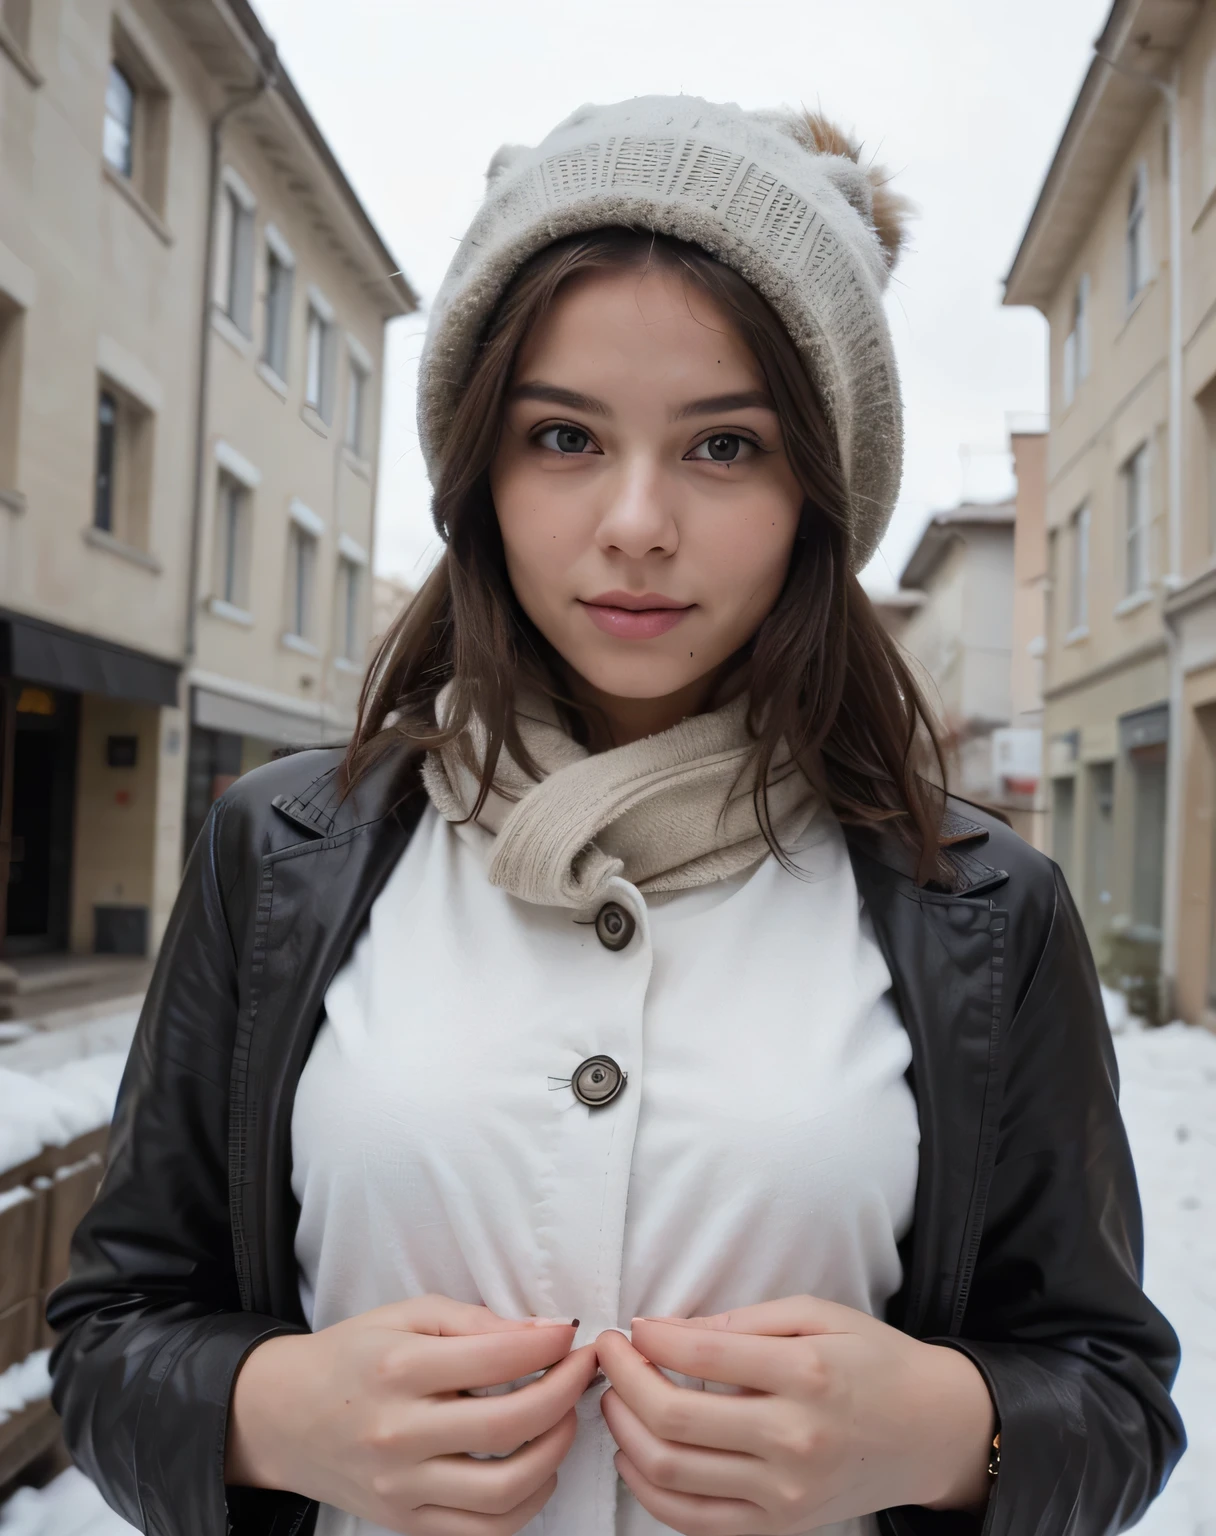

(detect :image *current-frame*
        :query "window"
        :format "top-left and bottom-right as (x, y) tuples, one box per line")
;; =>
(1201, 379), (1216, 556)
(101, 33), (169, 214)
(94, 391), (117, 531)
(1122, 443), (1151, 596)
(305, 288), (336, 422)
(1126, 163), (1151, 304)
(305, 307), (332, 418)
(1204, 51), (1216, 196)
(1062, 274), (1090, 407)
(0, 293), (24, 497)
(103, 63), (135, 178)
(338, 556), (361, 660)
(1068, 502), (1090, 632)
(213, 169), (255, 337)
(286, 523), (317, 641)
(92, 379), (153, 547)
(213, 471), (251, 609)
(261, 227), (295, 380)
(2, 0), (32, 52)
(346, 362), (367, 454)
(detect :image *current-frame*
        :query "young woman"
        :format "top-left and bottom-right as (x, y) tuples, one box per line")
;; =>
(49, 95), (1182, 1536)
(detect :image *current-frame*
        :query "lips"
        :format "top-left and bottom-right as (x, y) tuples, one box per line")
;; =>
(579, 592), (694, 641)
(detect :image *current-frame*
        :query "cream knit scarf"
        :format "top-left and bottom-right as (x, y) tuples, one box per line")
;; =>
(421, 687), (818, 909)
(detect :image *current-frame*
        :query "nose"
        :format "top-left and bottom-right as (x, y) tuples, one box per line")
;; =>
(595, 455), (678, 560)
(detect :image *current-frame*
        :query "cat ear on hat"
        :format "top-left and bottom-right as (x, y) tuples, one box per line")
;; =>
(763, 105), (913, 276)
(485, 142), (529, 186)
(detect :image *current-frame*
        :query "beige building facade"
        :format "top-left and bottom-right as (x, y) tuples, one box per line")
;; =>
(1004, 0), (1216, 1023)
(0, 0), (413, 975)
(883, 501), (1019, 819)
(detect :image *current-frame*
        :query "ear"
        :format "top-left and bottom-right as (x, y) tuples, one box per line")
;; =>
(485, 143), (529, 186)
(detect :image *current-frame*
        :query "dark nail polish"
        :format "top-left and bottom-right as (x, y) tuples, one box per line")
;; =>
(570, 1318), (580, 1328)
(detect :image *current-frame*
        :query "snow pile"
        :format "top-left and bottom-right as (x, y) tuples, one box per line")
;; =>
(0, 1055), (126, 1175)
(1117, 1022), (1216, 1534)
(0, 1351), (51, 1428)
(0, 1470), (130, 1536)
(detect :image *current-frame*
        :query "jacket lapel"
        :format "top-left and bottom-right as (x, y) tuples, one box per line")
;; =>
(230, 750), (426, 1319)
(846, 819), (1008, 1338)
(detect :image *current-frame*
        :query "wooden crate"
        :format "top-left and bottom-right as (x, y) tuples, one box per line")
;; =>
(0, 1185), (46, 1316)
(0, 1297), (39, 1377)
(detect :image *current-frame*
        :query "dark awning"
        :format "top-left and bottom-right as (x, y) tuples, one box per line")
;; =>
(0, 610), (180, 708)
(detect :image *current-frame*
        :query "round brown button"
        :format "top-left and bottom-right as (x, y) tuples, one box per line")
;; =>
(594, 902), (635, 952)
(572, 1054), (626, 1107)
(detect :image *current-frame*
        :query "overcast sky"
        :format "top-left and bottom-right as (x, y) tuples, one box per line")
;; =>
(251, 0), (1109, 593)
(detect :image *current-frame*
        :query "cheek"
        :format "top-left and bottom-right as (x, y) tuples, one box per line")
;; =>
(491, 463), (586, 603)
(698, 498), (801, 612)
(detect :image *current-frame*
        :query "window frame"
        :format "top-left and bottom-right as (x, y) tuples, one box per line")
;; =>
(285, 498), (324, 647)
(94, 389), (119, 533)
(102, 61), (136, 180)
(102, 28), (170, 216)
(214, 166), (257, 338)
(336, 535), (369, 662)
(91, 376), (154, 550)
(1126, 162), (1151, 305)
(1068, 501), (1090, 634)
(304, 286), (336, 423)
(261, 223), (296, 381)
(1122, 442), (1152, 599)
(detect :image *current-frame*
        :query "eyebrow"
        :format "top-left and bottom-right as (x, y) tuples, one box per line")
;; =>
(509, 381), (777, 422)
(672, 389), (776, 420)
(509, 382), (610, 415)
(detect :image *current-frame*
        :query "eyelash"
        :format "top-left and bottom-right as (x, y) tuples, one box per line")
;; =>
(531, 422), (765, 460)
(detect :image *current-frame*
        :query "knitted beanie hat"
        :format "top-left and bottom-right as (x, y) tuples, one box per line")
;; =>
(417, 94), (910, 570)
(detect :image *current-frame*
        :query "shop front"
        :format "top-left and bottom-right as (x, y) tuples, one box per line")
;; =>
(0, 609), (180, 961)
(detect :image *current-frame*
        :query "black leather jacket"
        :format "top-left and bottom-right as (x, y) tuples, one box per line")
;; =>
(47, 745), (1184, 1536)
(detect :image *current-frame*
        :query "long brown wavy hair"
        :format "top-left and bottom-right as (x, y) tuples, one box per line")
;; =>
(345, 229), (948, 882)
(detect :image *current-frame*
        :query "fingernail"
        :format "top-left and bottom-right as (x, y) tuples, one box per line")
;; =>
(571, 1318), (581, 1329)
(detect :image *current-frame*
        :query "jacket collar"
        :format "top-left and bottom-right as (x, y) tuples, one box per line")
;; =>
(271, 739), (1009, 898)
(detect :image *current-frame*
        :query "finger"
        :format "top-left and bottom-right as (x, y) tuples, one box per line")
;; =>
(420, 1345), (599, 1458)
(394, 1475), (557, 1536)
(377, 1294), (574, 1338)
(643, 1296), (862, 1338)
(615, 1451), (769, 1536)
(595, 1333), (775, 1455)
(406, 1410), (577, 1516)
(601, 1389), (768, 1503)
(399, 1323), (578, 1395)
(630, 1318), (815, 1395)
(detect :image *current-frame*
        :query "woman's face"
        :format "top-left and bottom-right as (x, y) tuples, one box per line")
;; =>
(490, 263), (804, 730)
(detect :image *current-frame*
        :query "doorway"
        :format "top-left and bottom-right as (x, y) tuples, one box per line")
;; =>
(4, 684), (78, 955)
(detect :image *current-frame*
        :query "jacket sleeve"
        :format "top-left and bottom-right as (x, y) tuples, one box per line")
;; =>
(47, 800), (309, 1536)
(942, 866), (1185, 1536)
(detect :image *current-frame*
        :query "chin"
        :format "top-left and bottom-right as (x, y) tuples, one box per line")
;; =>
(569, 649), (712, 702)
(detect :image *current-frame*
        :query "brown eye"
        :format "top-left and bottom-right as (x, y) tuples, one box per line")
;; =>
(688, 433), (751, 463)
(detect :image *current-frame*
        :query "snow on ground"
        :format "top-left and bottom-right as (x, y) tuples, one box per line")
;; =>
(2, 1014), (1214, 1533)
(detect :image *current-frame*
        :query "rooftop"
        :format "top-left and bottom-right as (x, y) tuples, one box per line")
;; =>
(899, 499), (1016, 591)
(1003, 0), (1203, 311)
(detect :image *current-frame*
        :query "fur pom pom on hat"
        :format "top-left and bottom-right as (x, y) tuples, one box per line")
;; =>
(417, 95), (912, 570)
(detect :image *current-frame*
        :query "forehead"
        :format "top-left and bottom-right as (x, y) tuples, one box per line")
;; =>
(512, 262), (765, 391)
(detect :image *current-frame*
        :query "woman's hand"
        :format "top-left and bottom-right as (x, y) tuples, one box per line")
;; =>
(596, 1296), (995, 1535)
(227, 1295), (597, 1536)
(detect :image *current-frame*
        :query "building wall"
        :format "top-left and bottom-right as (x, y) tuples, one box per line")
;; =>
(0, 0), (408, 957)
(897, 525), (1014, 804)
(194, 112), (388, 741)
(0, 0), (208, 657)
